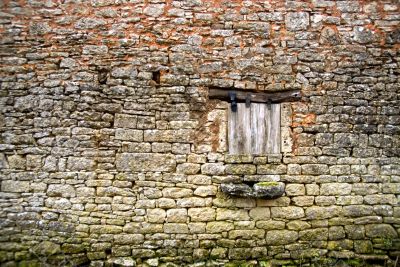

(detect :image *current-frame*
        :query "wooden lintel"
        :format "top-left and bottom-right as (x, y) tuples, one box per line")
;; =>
(209, 88), (301, 103)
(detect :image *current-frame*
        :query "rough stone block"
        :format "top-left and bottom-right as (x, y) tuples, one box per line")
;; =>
(256, 220), (285, 230)
(302, 164), (329, 175)
(271, 207), (304, 219)
(285, 12), (309, 31)
(266, 230), (298, 245)
(365, 224), (398, 238)
(285, 184), (305, 196)
(226, 164), (256, 175)
(176, 163), (200, 175)
(306, 206), (341, 219)
(166, 209), (187, 223)
(47, 184), (75, 197)
(162, 188), (193, 199)
(299, 228), (328, 241)
(216, 208), (250, 221)
(257, 164), (287, 174)
(193, 186), (217, 197)
(115, 129), (143, 141)
(116, 153), (176, 172)
(1, 180), (30, 193)
(188, 208), (215, 222)
(229, 229), (265, 239)
(320, 183), (352, 195)
(67, 157), (96, 171)
(249, 207), (271, 221)
(164, 223), (189, 234)
(201, 163), (225, 175)
(147, 208), (166, 223)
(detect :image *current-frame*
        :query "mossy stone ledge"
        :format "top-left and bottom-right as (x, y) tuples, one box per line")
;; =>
(220, 182), (285, 198)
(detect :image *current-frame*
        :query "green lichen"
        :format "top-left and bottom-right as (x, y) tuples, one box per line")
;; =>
(255, 182), (279, 187)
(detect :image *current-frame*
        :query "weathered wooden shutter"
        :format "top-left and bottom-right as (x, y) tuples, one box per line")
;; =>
(228, 103), (281, 154)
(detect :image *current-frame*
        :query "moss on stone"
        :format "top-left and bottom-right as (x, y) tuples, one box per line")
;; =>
(255, 181), (279, 187)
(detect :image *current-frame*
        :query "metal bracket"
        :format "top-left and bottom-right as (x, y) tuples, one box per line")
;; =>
(245, 94), (251, 108)
(267, 99), (272, 110)
(229, 92), (237, 112)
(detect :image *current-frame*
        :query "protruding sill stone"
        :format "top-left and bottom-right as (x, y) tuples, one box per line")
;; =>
(221, 182), (285, 198)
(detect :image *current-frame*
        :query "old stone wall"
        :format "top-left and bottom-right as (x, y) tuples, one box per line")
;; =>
(0, 0), (399, 266)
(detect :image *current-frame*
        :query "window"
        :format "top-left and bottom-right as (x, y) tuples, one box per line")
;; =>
(228, 102), (280, 154)
(209, 88), (300, 155)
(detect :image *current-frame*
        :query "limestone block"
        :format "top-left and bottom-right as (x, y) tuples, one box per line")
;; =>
(47, 184), (75, 197)
(299, 228), (328, 241)
(285, 12), (309, 31)
(140, 223), (163, 234)
(82, 45), (108, 55)
(176, 197), (211, 208)
(206, 221), (234, 233)
(116, 153), (176, 172)
(67, 157), (96, 171)
(306, 206), (342, 219)
(157, 198), (176, 209)
(256, 220), (285, 231)
(193, 186), (217, 197)
(354, 240), (373, 254)
(162, 188), (193, 199)
(305, 184), (319, 195)
(216, 208), (249, 221)
(292, 196), (314, 206)
(343, 205), (373, 217)
(345, 225), (365, 239)
(188, 208), (215, 222)
(302, 164), (329, 175)
(287, 220), (311, 231)
(352, 183), (379, 195)
(266, 230), (298, 245)
(285, 184), (305, 196)
(188, 222), (206, 234)
(188, 175), (211, 185)
(1, 180), (30, 193)
(320, 183), (352, 195)
(228, 229), (265, 239)
(7, 155), (25, 170)
(225, 164), (256, 175)
(143, 4), (165, 17)
(329, 226), (345, 240)
(144, 129), (192, 143)
(115, 129), (143, 141)
(249, 207), (270, 221)
(365, 224), (398, 238)
(201, 163), (225, 175)
(164, 223), (189, 234)
(114, 114), (137, 128)
(176, 163), (200, 175)
(257, 164), (287, 174)
(313, 197), (336, 208)
(90, 225), (123, 234)
(166, 209), (187, 223)
(60, 58), (77, 69)
(114, 234), (144, 245)
(147, 208), (166, 223)
(271, 207), (304, 219)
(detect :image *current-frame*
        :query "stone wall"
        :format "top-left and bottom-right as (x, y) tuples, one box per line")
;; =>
(0, 0), (399, 266)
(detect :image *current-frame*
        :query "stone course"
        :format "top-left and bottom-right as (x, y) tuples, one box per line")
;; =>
(0, 0), (399, 266)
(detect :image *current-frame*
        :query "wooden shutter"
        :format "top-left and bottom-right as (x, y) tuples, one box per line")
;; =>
(228, 103), (280, 154)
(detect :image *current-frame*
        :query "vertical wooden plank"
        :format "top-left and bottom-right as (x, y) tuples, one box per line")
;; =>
(228, 103), (251, 154)
(268, 104), (281, 153)
(251, 103), (266, 154)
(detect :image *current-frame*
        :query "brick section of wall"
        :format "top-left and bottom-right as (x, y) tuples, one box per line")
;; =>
(0, 0), (399, 266)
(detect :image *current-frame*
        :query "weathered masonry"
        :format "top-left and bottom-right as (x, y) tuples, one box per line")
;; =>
(0, 0), (399, 266)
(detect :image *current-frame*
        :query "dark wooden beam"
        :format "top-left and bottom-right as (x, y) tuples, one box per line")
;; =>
(209, 88), (301, 103)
